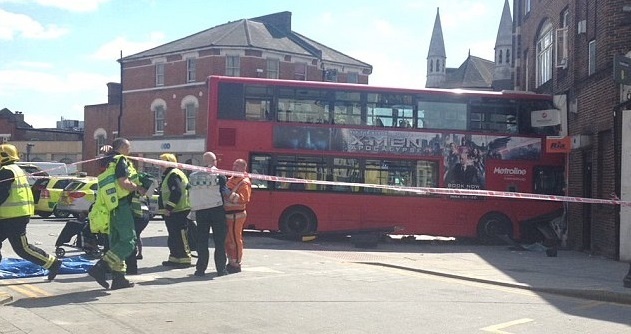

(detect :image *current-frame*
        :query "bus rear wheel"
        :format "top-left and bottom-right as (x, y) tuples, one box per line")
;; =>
(477, 213), (512, 245)
(279, 206), (317, 238)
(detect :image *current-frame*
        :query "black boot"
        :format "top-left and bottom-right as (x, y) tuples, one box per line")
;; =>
(111, 271), (134, 290)
(88, 260), (110, 289)
(47, 259), (62, 281)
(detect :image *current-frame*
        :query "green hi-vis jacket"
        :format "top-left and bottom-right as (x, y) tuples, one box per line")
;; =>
(90, 155), (139, 234)
(160, 168), (191, 213)
(0, 164), (34, 219)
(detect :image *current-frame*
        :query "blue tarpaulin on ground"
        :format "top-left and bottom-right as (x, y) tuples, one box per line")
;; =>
(0, 256), (95, 279)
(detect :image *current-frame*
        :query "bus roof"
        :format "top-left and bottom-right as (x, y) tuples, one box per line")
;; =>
(207, 75), (553, 101)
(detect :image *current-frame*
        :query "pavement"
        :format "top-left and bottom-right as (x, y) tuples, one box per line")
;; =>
(2, 233), (631, 306)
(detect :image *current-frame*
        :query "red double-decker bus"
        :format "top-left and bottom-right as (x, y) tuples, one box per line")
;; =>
(207, 76), (565, 243)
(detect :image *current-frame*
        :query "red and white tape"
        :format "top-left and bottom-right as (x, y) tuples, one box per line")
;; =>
(127, 156), (631, 207)
(3, 155), (628, 207)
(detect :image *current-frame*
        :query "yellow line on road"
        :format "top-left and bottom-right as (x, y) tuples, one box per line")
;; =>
(2, 280), (52, 298)
(480, 318), (534, 333)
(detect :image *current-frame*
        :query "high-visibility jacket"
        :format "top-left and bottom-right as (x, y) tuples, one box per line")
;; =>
(224, 176), (251, 213)
(131, 194), (149, 218)
(97, 154), (139, 211)
(0, 164), (35, 219)
(160, 168), (190, 212)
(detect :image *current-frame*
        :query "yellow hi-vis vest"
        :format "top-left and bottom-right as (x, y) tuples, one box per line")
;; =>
(0, 164), (34, 219)
(160, 168), (191, 212)
(97, 155), (139, 211)
(90, 155), (139, 234)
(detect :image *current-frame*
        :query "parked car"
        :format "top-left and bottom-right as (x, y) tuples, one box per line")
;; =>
(31, 176), (78, 218)
(56, 177), (98, 221)
(16, 163), (49, 186)
(17, 161), (76, 176)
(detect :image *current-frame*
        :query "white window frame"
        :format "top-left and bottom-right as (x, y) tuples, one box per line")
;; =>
(187, 58), (196, 82)
(266, 58), (279, 79)
(588, 40), (596, 75)
(536, 22), (553, 87)
(156, 63), (165, 86)
(184, 103), (196, 133)
(226, 55), (240, 77)
(555, 27), (568, 68)
(525, 0), (531, 14)
(154, 105), (165, 134)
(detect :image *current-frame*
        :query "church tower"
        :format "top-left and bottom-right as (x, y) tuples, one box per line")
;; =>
(426, 8), (446, 88)
(492, 0), (514, 90)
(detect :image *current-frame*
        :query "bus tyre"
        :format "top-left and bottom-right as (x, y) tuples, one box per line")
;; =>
(279, 206), (317, 239)
(477, 213), (512, 245)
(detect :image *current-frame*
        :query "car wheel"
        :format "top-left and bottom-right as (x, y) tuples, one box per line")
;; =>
(53, 208), (71, 219)
(38, 212), (52, 218)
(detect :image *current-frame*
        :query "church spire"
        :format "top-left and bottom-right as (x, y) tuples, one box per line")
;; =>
(426, 7), (447, 88)
(493, 0), (514, 90)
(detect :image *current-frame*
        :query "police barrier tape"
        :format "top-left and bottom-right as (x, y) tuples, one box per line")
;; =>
(3, 155), (630, 207)
(126, 156), (631, 208)
(0, 156), (105, 184)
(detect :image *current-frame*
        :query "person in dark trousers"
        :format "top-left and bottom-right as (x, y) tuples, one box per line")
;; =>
(158, 153), (192, 268)
(188, 152), (229, 277)
(89, 138), (146, 290)
(124, 173), (154, 275)
(0, 144), (61, 281)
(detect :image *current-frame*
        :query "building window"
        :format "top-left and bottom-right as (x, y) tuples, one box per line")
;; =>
(536, 21), (553, 87)
(154, 105), (165, 134)
(588, 40), (596, 75)
(187, 58), (196, 82)
(430, 60), (434, 72)
(525, 0), (531, 14)
(267, 58), (279, 79)
(498, 50), (503, 64)
(347, 72), (359, 83)
(156, 63), (165, 86)
(185, 103), (196, 133)
(226, 55), (240, 76)
(96, 135), (106, 156)
(294, 63), (307, 80)
(506, 49), (510, 64)
(524, 50), (530, 91)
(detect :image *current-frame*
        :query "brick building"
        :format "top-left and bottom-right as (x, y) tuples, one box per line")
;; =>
(0, 108), (83, 164)
(513, 0), (631, 259)
(83, 11), (372, 177)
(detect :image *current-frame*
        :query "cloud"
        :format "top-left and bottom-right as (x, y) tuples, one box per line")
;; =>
(90, 32), (166, 61)
(0, 9), (69, 40)
(0, 0), (110, 12)
(0, 68), (117, 95)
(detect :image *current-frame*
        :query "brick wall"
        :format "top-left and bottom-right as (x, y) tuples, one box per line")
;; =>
(514, 0), (631, 258)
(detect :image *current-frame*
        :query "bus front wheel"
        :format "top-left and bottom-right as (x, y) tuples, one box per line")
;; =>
(279, 206), (317, 238)
(477, 213), (512, 245)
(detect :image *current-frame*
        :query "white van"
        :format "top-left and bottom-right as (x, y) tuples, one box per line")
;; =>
(17, 162), (77, 176)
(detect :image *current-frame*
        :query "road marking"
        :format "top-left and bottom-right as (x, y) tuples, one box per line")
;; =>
(480, 318), (534, 333)
(2, 280), (52, 298)
(574, 300), (606, 310)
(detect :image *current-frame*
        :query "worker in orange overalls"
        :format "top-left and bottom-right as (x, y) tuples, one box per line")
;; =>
(223, 159), (251, 274)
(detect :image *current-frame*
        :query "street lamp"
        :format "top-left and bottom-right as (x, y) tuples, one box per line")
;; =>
(26, 143), (34, 162)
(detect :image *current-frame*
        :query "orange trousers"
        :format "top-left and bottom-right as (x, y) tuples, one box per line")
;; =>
(225, 211), (247, 265)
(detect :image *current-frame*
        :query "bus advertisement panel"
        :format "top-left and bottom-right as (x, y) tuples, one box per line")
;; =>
(207, 76), (565, 243)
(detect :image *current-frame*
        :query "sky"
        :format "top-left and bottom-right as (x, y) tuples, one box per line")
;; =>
(0, 0), (511, 128)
